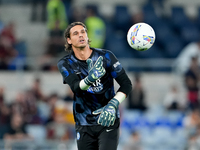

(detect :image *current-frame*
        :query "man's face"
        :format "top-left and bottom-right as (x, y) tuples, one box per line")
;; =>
(67, 25), (89, 49)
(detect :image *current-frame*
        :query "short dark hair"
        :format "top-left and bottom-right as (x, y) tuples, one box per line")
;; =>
(64, 22), (90, 52)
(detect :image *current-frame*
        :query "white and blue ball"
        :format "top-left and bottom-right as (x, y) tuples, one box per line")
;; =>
(127, 22), (156, 51)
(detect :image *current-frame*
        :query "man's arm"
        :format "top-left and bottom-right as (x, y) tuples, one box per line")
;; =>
(93, 71), (132, 127)
(115, 71), (132, 102)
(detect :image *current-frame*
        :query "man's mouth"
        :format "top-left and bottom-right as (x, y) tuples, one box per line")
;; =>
(79, 39), (85, 43)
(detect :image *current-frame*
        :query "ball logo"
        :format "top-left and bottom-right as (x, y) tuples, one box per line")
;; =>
(130, 25), (141, 45)
(87, 79), (103, 93)
(143, 35), (155, 45)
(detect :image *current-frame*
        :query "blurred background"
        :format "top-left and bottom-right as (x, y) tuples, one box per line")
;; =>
(1, 0), (200, 149)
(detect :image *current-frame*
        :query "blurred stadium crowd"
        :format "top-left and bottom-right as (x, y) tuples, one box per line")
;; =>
(1, 0), (200, 149)
(1, 0), (200, 71)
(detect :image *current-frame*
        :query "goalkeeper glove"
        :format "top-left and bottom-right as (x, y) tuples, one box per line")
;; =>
(84, 56), (106, 85)
(92, 98), (119, 127)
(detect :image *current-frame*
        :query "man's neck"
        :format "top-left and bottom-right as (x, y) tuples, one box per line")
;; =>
(73, 45), (92, 60)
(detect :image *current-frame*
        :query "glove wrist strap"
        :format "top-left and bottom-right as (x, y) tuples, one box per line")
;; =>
(109, 98), (119, 109)
(84, 76), (94, 85)
(113, 92), (126, 104)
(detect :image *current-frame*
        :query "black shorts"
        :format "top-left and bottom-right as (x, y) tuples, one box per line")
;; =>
(75, 119), (120, 150)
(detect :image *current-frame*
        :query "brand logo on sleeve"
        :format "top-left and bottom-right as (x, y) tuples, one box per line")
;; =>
(113, 61), (121, 68)
(77, 132), (80, 140)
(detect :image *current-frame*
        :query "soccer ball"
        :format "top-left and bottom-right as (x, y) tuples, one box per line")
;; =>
(127, 22), (156, 51)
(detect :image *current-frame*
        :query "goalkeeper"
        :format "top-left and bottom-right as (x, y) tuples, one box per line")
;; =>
(57, 22), (132, 150)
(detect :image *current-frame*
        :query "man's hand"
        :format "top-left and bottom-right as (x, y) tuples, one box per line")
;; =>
(84, 56), (106, 85)
(92, 98), (119, 127)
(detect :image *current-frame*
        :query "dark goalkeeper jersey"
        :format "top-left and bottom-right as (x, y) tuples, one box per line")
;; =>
(57, 48), (131, 126)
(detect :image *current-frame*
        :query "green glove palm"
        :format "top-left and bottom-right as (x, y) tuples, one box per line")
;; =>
(92, 98), (119, 127)
(84, 56), (106, 85)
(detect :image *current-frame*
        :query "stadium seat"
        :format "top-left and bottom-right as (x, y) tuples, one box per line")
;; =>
(8, 41), (28, 70)
(167, 127), (188, 149)
(196, 7), (200, 30)
(142, 3), (160, 27)
(112, 5), (131, 32)
(167, 111), (184, 128)
(105, 32), (136, 58)
(154, 20), (174, 47)
(14, 41), (27, 57)
(180, 24), (200, 45)
(85, 4), (101, 17)
(153, 20), (184, 58)
(0, 125), (9, 139)
(170, 6), (193, 33)
(26, 125), (47, 141)
(163, 35), (184, 58)
(121, 109), (143, 131)
(103, 20), (115, 49)
(153, 126), (172, 140)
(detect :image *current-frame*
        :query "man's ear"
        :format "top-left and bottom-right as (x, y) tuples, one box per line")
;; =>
(67, 38), (71, 44)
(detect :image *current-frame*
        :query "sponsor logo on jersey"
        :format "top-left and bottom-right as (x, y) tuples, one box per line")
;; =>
(87, 79), (103, 93)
